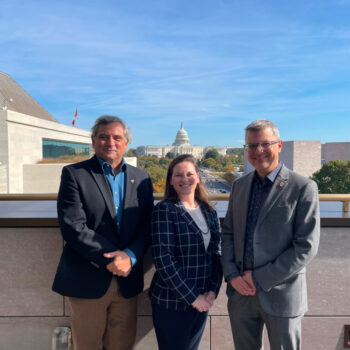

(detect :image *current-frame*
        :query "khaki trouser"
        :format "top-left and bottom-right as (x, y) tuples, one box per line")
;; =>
(68, 278), (137, 350)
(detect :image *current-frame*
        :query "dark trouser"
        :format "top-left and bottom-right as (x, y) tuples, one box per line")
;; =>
(152, 302), (208, 350)
(227, 293), (302, 350)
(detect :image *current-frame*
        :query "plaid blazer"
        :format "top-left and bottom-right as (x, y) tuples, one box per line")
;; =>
(149, 199), (223, 310)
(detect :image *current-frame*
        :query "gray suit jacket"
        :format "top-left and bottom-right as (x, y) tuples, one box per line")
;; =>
(221, 165), (320, 317)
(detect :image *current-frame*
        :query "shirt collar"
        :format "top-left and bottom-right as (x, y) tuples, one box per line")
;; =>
(254, 162), (282, 184)
(96, 156), (126, 173)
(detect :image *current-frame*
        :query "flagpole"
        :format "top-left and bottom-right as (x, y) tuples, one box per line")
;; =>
(72, 105), (78, 127)
(76, 105), (79, 128)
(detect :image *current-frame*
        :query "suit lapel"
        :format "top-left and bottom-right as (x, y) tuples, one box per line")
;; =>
(121, 165), (135, 232)
(89, 156), (116, 220)
(256, 165), (289, 225)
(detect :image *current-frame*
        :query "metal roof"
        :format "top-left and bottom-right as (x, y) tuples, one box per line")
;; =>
(0, 72), (58, 123)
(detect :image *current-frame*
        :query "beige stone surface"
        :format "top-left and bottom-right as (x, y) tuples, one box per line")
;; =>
(307, 227), (350, 315)
(0, 317), (70, 350)
(134, 316), (157, 349)
(0, 164), (7, 193)
(23, 164), (66, 193)
(211, 316), (234, 350)
(322, 142), (350, 163)
(302, 317), (350, 350)
(0, 228), (63, 316)
(0, 225), (349, 349)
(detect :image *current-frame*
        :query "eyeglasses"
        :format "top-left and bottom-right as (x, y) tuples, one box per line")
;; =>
(243, 140), (280, 152)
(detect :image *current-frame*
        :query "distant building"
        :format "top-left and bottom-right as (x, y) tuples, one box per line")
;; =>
(0, 72), (91, 193)
(137, 122), (239, 159)
(244, 140), (322, 178)
(322, 142), (350, 164)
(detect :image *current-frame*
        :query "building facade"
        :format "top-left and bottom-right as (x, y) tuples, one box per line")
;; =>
(322, 142), (350, 164)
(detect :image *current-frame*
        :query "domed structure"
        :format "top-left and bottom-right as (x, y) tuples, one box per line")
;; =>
(172, 122), (190, 146)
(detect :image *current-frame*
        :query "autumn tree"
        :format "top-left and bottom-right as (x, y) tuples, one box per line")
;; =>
(153, 178), (166, 193)
(221, 172), (237, 183)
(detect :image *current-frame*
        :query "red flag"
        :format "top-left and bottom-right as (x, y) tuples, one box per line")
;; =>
(72, 107), (78, 126)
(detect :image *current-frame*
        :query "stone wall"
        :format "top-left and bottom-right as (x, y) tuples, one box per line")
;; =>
(23, 164), (66, 193)
(322, 142), (350, 163)
(4, 110), (91, 193)
(0, 164), (7, 193)
(0, 224), (349, 349)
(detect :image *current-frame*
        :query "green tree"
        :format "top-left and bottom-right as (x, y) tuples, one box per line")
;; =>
(125, 148), (138, 157)
(201, 158), (217, 169)
(204, 149), (220, 160)
(310, 160), (350, 193)
(165, 152), (177, 159)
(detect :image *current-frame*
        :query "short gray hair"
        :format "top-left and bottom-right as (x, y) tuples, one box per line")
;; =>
(245, 120), (280, 140)
(91, 115), (132, 143)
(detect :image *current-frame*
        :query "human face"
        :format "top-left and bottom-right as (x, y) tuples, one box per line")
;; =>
(92, 122), (129, 168)
(245, 127), (282, 178)
(170, 161), (200, 200)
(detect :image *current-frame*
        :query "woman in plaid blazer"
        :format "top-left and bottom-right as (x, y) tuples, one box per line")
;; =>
(149, 154), (223, 350)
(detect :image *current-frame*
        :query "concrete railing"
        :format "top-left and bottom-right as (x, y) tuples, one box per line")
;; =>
(1, 192), (350, 211)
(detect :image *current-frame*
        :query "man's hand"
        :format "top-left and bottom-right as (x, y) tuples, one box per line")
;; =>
(242, 270), (256, 294)
(230, 273), (256, 296)
(104, 251), (132, 277)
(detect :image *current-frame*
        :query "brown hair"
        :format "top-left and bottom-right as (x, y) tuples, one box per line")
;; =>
(164, 154), (212, 207)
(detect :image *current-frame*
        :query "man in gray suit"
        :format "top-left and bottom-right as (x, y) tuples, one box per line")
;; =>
(221, 120), (320, 350)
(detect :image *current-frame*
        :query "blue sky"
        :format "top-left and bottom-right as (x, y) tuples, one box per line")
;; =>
(1, 0), (350, 147)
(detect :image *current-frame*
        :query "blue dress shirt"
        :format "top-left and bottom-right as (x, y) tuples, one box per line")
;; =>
(97, 156), (137, 266)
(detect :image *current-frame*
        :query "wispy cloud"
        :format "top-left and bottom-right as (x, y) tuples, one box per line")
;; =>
(1, 0), (350, 145)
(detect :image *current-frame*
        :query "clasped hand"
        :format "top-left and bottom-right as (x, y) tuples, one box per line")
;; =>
(230, 270), (256, 296)
(104, 251), (132, 277)
(191, 291), (216, 312)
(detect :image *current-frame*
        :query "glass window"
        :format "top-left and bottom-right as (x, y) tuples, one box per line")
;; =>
(42, 139), (90, 158)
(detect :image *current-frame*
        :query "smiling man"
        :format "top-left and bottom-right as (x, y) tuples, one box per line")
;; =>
(52, 115), (154, 350)
(221, 120), (320, 350)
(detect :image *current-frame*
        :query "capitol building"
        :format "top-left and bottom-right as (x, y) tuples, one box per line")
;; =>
(137, 122), (236, 159)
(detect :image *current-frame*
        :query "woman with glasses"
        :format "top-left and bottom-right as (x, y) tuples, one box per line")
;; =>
(149, 154), (223, 350)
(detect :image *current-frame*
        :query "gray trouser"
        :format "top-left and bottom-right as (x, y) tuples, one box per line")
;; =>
(227, 293), (302, 350)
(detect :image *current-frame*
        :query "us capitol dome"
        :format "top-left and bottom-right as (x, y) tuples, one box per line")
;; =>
(172, 122), (190, 146)
(137, 122), (230, 159)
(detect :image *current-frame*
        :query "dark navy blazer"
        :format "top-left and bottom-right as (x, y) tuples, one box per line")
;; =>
(52, 155), (154, 299)
(149, 199), (223, 310)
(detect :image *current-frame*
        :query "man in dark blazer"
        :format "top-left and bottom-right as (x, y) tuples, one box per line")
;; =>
(52, 115), (153, 350)
(221, 120), (320, 350)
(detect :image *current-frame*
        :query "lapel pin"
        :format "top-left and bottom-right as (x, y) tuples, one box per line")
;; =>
(279, 181), (285, 187)
(130, 179), (135, 183)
